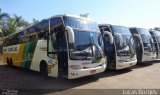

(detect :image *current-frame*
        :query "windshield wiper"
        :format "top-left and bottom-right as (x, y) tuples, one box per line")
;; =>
(71, 36), (103, 60)
(71, 44), (93, 60)
(84, 43), (94, 59)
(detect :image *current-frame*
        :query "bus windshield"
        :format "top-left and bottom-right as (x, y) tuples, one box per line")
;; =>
(139, 28), (152, 44)
(63, 16), (100, 32)
(111, 26), (135, 57)
(63, 16), (103, 60)
(138, 28), (155, 52)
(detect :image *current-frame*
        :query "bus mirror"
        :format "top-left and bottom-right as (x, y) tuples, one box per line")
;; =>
(98, 34), (103, 46)
(65, 26), (75, 44)
(133, 34), (144, 55)
(47, 34), (56, 59)
(103, 31), (114, 44)
(134, 34), (143, 44)
(114, 33), (123, 46)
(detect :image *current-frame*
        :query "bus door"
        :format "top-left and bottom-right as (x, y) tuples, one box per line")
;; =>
(150, 32), (159, 58)
(133, 33), (143, 62)
(103, 33), (115, 67)
(47, 18), (68, 78)
(55, 26), (68, 77)
(100, 27), (116, 68)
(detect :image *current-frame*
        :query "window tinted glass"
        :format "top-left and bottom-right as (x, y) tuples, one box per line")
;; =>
(138, 28), (152, 44)
(63, 16), (99, 32)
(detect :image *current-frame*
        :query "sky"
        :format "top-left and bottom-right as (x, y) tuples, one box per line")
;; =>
(0, 0), (159, 29)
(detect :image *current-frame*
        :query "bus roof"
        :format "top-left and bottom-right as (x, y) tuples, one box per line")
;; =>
(4, 14), (94, 39)
(49, 14), (94, 22)
(150, 29), (160, 32)
(129, 27), (149, 30)
(99, 23), (129, 28)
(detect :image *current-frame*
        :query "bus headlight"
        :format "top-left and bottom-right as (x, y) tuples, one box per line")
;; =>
(70, 65), (82, 70)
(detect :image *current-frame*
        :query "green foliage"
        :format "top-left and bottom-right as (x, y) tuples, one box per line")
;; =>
(0, 8), (30, 37)
(2, 18), (18, 36)
(32, 18), (39, 24)
(0, 9), (9, 29)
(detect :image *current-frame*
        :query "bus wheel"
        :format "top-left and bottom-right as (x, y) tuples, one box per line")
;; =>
(40, 61), (48, 78)
(10, 58), (13, 66)
(7, 58), (12, 66)
(7, 58), (10, 66)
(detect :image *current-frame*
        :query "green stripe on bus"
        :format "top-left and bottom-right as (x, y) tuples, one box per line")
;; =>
(21, 41), (37, 69)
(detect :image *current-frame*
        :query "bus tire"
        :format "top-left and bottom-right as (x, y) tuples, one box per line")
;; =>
(7, 58), (10, 66)
(10, 58), (13, 66)
(40, 61), (48, 78)
(7, 58), (13, 66)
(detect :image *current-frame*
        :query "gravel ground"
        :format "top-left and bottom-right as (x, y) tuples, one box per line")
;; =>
(0, 61), (160, 95)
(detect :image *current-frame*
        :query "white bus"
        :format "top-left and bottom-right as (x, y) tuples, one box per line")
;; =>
(129, 28), (156, 63)
(149, 30), (160, 59)
(3, 14), (106, 79)
(99, 24), (137, 70)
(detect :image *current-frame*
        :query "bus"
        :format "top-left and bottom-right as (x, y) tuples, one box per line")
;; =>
(129, 28), (156, 63)
(99, 24), (137, 70)
(149, 30), (160, 59)
(3, 14), (106, 79)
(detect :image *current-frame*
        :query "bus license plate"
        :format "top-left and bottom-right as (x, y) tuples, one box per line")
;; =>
(90, 70), (96, 73)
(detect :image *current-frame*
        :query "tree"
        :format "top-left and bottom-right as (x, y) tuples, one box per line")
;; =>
(13, 14), (29, 30)
(0, 8), (10, 36)
(0, 8), (9, 28)
(2, 18), (17, 36)
(0, 9), (30, 37)
(0, 8), (9, 22)
(1, 14), (30, 36)
(32, 18), (39, 24)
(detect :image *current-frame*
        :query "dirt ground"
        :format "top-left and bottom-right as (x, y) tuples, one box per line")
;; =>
(0, 61), (160, 95)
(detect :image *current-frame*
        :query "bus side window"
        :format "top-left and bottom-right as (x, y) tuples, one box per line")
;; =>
(23, 35), (29, 43)
(30, 35), (33, 41)
(38, 30), (48, 40)
(44, 31), (48, 39)
(38, 31), (43, 39)
(18, 32), (25, 44)
(48, 31), (57, 59)
(3, 39), (6, 46)
(29, 35), (34, 42)
(29, 33), (38, 42)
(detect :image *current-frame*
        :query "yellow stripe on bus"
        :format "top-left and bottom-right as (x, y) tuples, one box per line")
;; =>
(3, 44), (25, 67)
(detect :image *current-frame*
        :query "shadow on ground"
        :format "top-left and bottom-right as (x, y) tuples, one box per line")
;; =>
(0, 65), (132, 95)
(96, 68), (132, 79)
(130, 61), (156, 69)
(151, 60), (160, 64)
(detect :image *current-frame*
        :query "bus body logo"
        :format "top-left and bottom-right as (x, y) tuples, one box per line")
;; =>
(3, 45), (19, 54)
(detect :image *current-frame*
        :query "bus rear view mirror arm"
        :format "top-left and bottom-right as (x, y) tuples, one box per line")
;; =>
(103, 31), (114, 44)
(133, 34), (144, 55)
(65, 26), (75, 44)
(134, 34), (143, 44)
(114, 33), (123, 46)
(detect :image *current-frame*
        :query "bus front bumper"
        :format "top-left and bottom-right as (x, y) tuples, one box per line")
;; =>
(116, 59), (137, 70)
(68, 64), (106, 79)
(142, 53), (157, 62)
